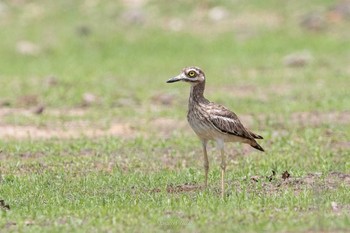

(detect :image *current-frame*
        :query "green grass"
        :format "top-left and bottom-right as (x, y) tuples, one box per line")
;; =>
(0, 0), (350, 232)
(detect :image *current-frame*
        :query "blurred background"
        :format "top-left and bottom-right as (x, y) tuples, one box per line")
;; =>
(1, 2), (349, 231)
(0, 0), (349, 138)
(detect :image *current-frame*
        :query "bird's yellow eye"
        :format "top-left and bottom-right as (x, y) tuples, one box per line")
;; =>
(188, 71), (196, 77)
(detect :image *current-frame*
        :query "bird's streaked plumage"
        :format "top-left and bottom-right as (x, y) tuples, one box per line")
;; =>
(167, 66), (264, 198)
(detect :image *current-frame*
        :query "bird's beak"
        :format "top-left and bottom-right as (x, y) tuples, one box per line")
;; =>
(166, 74), (184, 83)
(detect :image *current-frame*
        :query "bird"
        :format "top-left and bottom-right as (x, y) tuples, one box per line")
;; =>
(166, 66), (264, 199)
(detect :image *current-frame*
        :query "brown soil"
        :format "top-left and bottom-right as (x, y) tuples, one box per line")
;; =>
(290, 111), (350, 126)
(147, 172), (350, 196)
(0, 122), (133, 139)
(166, 183), (203, 193)
(149, 183), (204, 194)
(0, 107), (349, 140)
(239, 171), (350, 196)
(0, 107), (133, 139)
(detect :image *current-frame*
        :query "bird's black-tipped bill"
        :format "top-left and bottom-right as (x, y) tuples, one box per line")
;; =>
(166, 76), (182, 83)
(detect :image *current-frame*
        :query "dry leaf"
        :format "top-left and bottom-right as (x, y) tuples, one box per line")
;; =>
(282, 171), (291, 180)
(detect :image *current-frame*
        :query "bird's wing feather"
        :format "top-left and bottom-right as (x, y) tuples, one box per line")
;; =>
(206, 103), (255, 140)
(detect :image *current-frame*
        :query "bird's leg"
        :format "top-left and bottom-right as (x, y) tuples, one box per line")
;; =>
(220, 148), (226, 199)
(202, 140), (209, 188)
(216, 139), (225, 199)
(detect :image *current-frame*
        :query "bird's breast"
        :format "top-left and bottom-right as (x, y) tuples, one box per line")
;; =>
(187, 108), (217, 140)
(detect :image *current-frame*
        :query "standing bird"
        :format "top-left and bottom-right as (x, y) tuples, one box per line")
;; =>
(166, 66), (264, 198)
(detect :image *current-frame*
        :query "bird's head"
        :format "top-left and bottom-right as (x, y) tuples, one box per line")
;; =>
(166, 67), (205, 85)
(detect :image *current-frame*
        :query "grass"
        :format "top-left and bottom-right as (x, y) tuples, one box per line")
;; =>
(0, 0), (350, 232)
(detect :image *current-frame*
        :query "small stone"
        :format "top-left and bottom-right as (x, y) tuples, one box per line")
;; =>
(44, 76), (59, 87)
(24, 220), (34, 226)
(81, 93), (98, 107)
(282, 171), (291, 180)
(283, 51), (313, 67)
(76, 25), (91, 36)
(331, 201), (339, 211)
(121, 8), (146, 25)
(300, 12), (326, 31)
(16, 41), (41, 56)
(33, 105), (45, 115)
(208, 6), (228, 22)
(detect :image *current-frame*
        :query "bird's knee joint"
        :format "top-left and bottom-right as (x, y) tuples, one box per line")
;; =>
(220, 163), (226, 170)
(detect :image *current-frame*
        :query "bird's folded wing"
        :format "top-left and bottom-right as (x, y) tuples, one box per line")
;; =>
(208, 109), (254, 140)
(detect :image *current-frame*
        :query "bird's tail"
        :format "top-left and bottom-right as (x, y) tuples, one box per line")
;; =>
(249, 131), (263, 139)
(250, 140), (264, 152)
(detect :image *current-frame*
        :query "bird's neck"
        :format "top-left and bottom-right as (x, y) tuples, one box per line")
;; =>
(189, 81), (207, 104)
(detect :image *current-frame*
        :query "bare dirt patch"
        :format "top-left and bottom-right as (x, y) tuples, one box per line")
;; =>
(0, 122), (133, 140)
(331, 141), (350, 151)
(149, 117), (189, 138)
(0, 107), (190, 140)
(241, 111), (350, 128)
(147, 171), (349, 196)
(237, 171), (350, 196)
(0, 107), (349, 140)
(0, 107), (134, 139)
(290, 111), (350, 126)
(166, 183), (203, 193)
(150, 183), (203, 194)
(0, 107), (88, 118)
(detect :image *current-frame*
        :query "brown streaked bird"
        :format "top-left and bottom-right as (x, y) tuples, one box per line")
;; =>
(166, 66), (264, 199)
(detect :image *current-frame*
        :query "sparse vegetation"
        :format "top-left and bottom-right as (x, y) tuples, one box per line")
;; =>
(0, 0), (349, 232)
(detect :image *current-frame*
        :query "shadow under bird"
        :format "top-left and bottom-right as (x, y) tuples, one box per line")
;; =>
(166, 66), (264, 199)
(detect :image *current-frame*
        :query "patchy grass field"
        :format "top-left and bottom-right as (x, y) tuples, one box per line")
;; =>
(0, 0), (349, 232)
